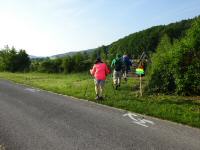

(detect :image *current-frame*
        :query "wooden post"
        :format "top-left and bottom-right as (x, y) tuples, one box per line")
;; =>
(140, 74), (142, 96)
(136, 68), (144, 96)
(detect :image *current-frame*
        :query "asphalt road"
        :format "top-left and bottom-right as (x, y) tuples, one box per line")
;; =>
(0, 79), (199, 150)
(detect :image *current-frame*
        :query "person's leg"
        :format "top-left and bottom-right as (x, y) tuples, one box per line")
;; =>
(114, 71), (120, 89)
(116, 71), (119, 85)
(124, 70), (128, 82)
(113, 70), (118, 85)
(114, 70), (120, 90)
(117, 71), (122, 87)
(95, 85), (99, 95)
(99, 80), (105, 99)
(94, 79), (100, 99)
(122, 66), (127, 82)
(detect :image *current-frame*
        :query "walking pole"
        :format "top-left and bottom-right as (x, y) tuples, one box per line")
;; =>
(84, 71), (93, 96)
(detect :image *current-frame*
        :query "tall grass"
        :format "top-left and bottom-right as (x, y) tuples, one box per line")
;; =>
(0, 72), (199, 128)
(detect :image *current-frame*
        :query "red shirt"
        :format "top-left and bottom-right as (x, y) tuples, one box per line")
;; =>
(90, 63), (110, 80)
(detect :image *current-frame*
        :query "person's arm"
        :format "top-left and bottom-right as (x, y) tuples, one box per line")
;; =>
(129, 59), (132, 66)
(105, 64), (110, 75)
(90, 65), (96, 76)
(111, 59), (115, 68)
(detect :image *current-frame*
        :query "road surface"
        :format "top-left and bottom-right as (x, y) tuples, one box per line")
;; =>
(0, 79), (199, 150)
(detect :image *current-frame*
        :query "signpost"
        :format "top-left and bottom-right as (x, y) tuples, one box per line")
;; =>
(136, 68), (144, 96)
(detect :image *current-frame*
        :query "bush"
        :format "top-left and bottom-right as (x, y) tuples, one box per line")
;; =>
(172, 18), (200, 95)
(145, 18), (200, 95)
(0, 46), (30, 72)
(145, 35), (175, 94)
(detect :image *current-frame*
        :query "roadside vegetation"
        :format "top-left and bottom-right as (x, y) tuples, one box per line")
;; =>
(0, 72), (199, 128)
(0, 145), (5, 150)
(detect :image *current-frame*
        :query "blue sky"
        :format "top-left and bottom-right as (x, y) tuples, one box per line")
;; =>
(0, 0), (200, 56)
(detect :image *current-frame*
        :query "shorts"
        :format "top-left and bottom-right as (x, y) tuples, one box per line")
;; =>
(94, 79), (105, 87)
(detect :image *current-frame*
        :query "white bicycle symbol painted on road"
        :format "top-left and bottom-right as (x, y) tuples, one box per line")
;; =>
(123, 112), (155, 127)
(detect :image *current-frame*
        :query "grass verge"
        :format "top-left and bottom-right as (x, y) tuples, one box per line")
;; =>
(0, 72), (199, 128)
(0, 145), (5, 150)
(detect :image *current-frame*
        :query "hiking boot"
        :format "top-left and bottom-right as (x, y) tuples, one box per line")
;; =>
(124, 78), (127, 82)
(99, 96), (104, 100)
(95, 95), (99, 100)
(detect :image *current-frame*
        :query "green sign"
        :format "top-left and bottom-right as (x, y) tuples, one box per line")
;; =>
(136, 68), (144, 75)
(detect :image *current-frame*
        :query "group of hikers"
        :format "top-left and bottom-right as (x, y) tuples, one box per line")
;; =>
(90, 53), (132, 100)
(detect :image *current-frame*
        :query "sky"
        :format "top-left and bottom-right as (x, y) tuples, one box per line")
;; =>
(0, 0), (200, 56)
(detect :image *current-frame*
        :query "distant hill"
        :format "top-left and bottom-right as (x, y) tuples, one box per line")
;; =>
(50, 48), (95, 59)
(29, 55), (39, 59)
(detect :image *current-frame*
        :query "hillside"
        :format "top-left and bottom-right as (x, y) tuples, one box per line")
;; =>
(50, 49), (95, 59)
(106, 17), (199, 58)
(47, 16), (198, 59)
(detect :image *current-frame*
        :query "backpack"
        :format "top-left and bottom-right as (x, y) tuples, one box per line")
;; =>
(123, 55), (132, 65)
(114, 58), (123, 71)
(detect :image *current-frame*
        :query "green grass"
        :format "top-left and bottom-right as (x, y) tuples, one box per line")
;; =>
(0, 72), (199, 128)
(0, 145), (5, 150)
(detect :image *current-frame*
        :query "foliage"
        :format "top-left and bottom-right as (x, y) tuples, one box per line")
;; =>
(172, 18), (200, 95)
(145, 35), (175, 94)
(30, 52), (93, 74)
(38, 58), (61, 73)
(145, 17), (200, 95)
(0, 46), (30, 72)
(107, 18), (193, 58)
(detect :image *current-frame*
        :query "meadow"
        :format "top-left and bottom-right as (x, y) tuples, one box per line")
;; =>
(0, 72), (199, 128)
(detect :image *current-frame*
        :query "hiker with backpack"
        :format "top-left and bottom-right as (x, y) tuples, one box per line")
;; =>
(111, 54), (123, 90)
(90, 57), (110, 100)
(122, 54), (132, 82)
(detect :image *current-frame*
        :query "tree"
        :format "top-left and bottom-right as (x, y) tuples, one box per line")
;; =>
(15, 50), (31, 72)
(145, 34), (175, 94)
(62, 56), (75, 73)
(145, 17), (200, 95)
(0, 46), (30, 72)
(171, 18), (200, 95)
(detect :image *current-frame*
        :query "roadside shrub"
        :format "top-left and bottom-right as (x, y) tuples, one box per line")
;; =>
(145, 35), (175, 94)
(172, 18), (200, 95)
(145, 18), (200, 95)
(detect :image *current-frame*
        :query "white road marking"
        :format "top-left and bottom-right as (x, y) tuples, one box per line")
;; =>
(123, 112), (155, 127)
(24, 88), (40, 92)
